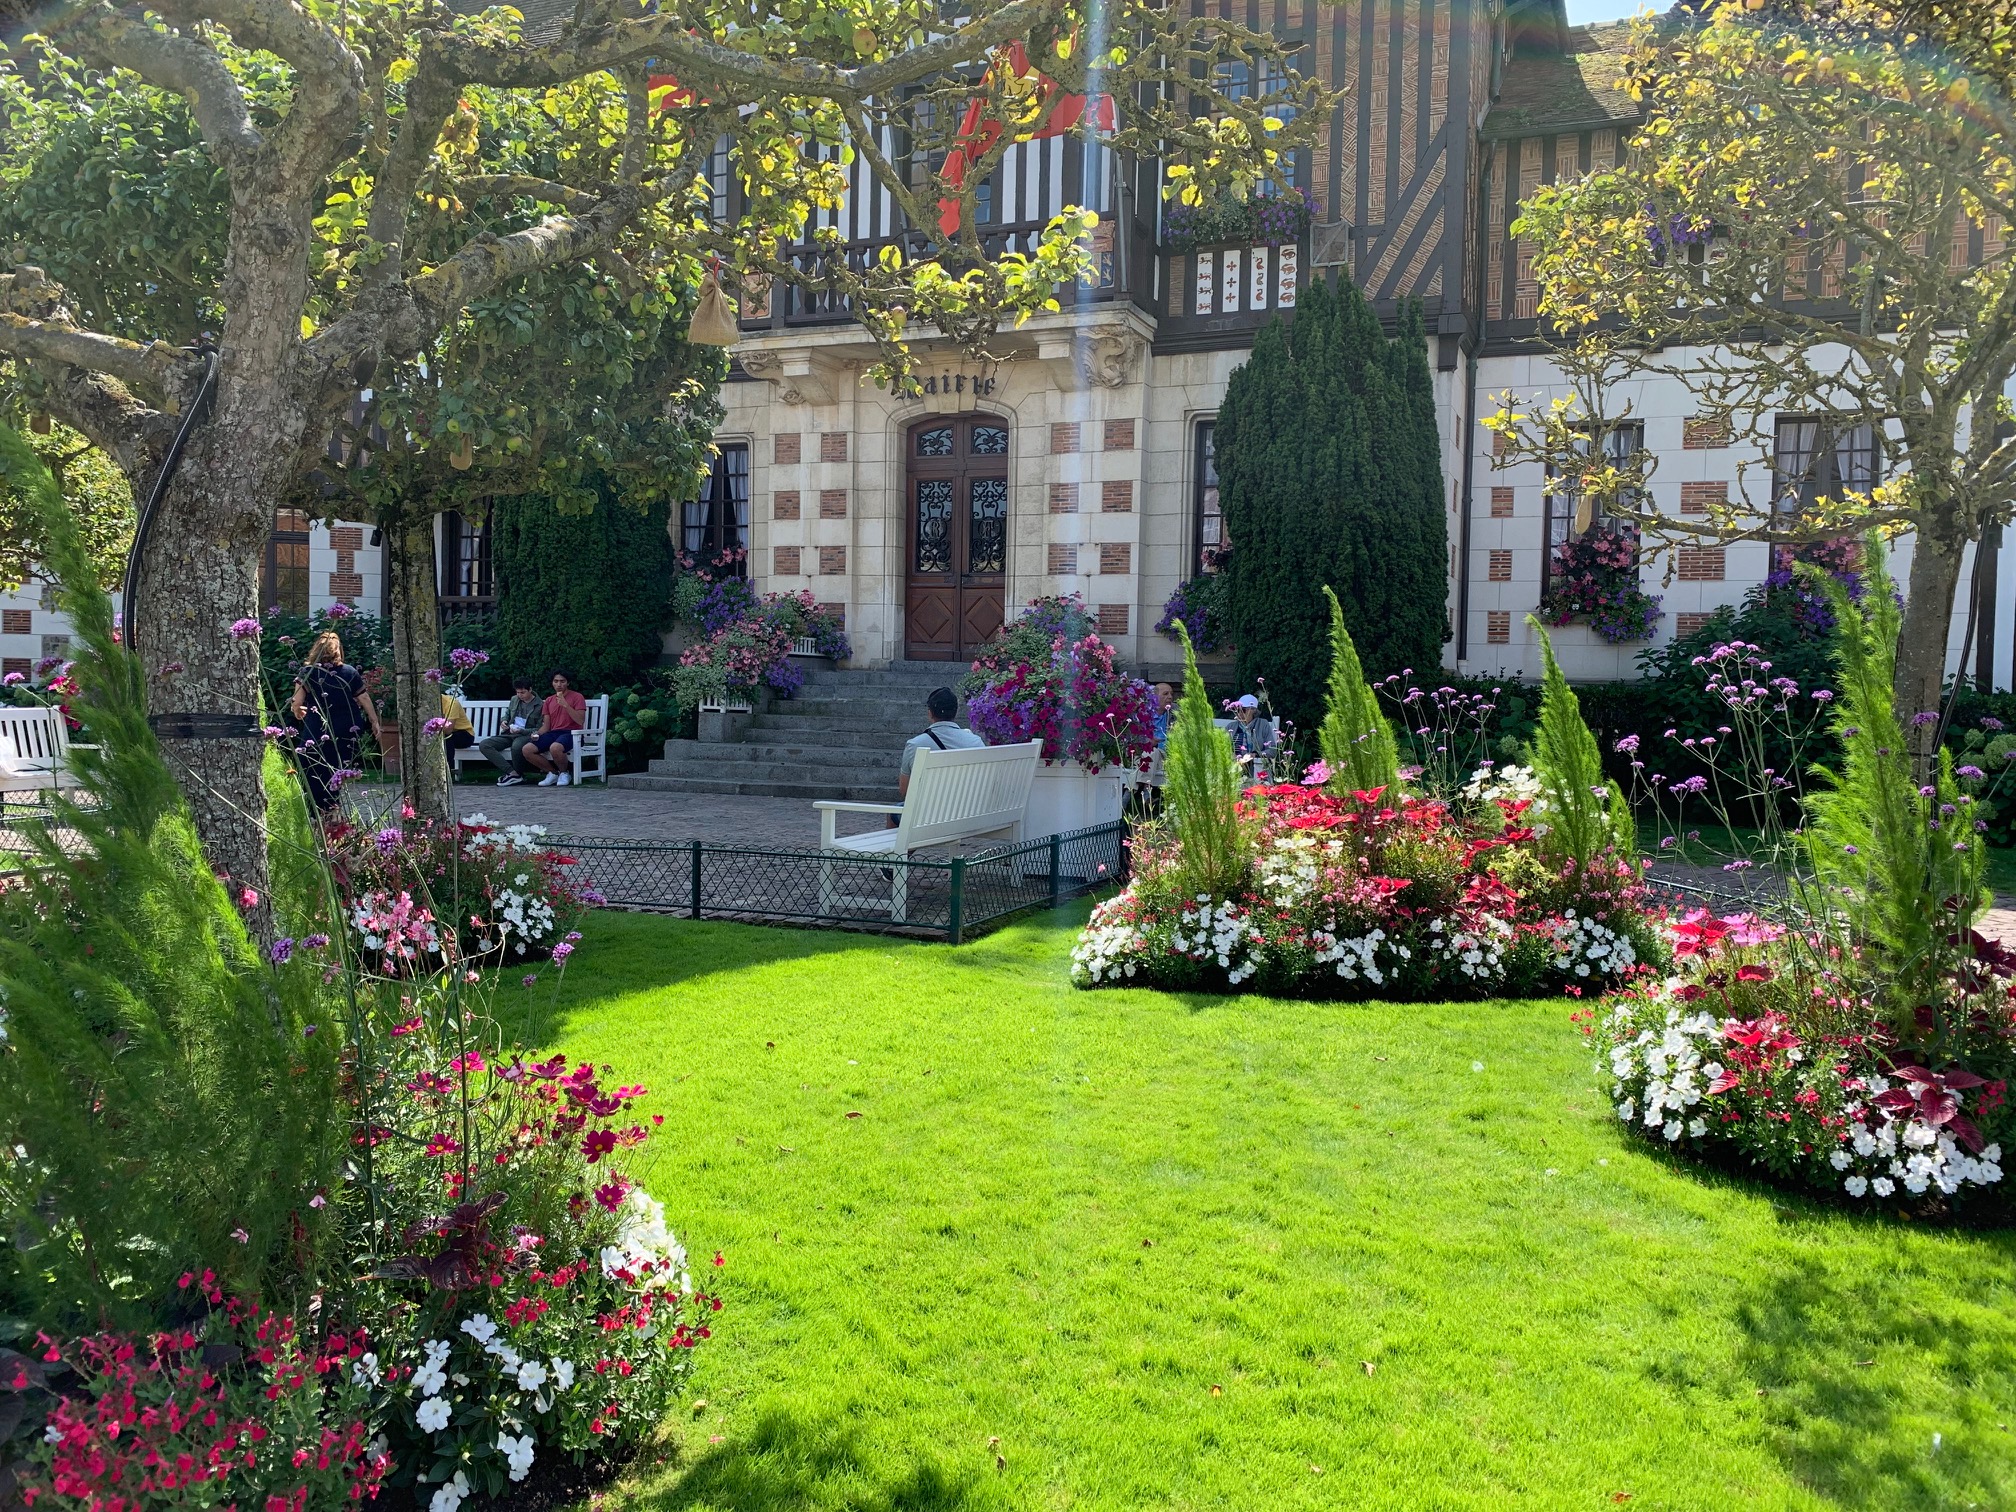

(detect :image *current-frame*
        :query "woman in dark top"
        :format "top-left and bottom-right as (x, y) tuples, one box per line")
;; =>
(290, 630), (381, 815)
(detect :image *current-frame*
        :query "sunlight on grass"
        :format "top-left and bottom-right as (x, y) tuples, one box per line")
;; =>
(502, 910), (2016, 1511)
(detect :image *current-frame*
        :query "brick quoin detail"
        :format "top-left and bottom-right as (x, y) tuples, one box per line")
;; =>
(1050, 422), (1081, 454)
(334, 550), (355, 574)
(1675, 612), (1714, 638)
(1047, 544), (1078, 575)
(1486, 611), (1511, 644)
(1676, 546), (1726, 581)
(1491, 429), (1509, 459)
(1683, 417), (1733, 449)
(1101, 480), (1134, 513)
(328, 526), (363, 551)
(773, 546), (802, 576)
(772, 490), (801, 521)
(328, 572), (364, 600)
(816, 601), (845, 627)
(1490, 487), (1515, 517)
(1487, 550), (1513, 581)
(1680, 482), (1727, 516)
(773, 433), (801, 465)
(819, 489), (848, 519)
(1049, 482), (1080, 514)
(1, 610), (29, 635)
(1098, 542), (1132, 574)
(1102, 419), (1136, 451)
(0, 658), (28, 680)
(1096, 604), (1129, 637)
(818, 546), (847, 575)
(820, 432), (848, 463)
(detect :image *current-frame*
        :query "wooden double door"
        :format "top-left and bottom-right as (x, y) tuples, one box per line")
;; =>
(904, 415), (1009, 661)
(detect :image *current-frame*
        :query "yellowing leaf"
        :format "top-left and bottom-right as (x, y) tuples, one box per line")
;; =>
(299, 315), (316, 339)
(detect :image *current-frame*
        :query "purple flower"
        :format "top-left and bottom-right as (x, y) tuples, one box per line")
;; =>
(1614, 734), (1640, 755)
(262, 724), (289, 740)
(423, 667), (445, 684)
(1, 673), (23, 687)
(1812, 690), (1834, 702)
(1674, 775), (1709, 795)
(448, 647), (490, 673)
(1982, 717), (2005, 731)
(1958, 765), (1985, 779)
(268, 937), (295, 965)
(1911, 711), (1940, 727)
(423, 717), (453, 737)
(521, 973), (539, 988)
(324, 602), (354, 621)
(552, 942), (575, 964)
(1919, 785), (1937, 798)
(303, 934), (330, 950)
(1843, 845), (1858, 854)
(229, 617), (261, 641)
(373, 826), (403, 856)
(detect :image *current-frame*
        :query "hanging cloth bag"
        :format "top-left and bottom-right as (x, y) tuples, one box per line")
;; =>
(688, 268), (741, 346)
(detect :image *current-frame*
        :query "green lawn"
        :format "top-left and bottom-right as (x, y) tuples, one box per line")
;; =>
(505, 909), (2016, 1511)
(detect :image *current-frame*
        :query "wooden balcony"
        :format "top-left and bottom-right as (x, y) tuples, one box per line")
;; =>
(1153, 238), (1309, 350)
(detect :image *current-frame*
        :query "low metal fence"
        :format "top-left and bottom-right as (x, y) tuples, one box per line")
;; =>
(553, 821), (1128, 942)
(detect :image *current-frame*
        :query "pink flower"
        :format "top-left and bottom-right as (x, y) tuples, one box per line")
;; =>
(229, 618), (261, 641)
(422, 717), (452, 737)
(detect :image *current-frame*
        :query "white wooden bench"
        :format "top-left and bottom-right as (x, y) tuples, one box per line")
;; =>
(813, 739), (1042, 923)
(450, 696), (608, 785)
(0, 704), (77, 795)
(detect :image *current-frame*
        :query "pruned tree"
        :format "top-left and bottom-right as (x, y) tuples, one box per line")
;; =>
(1486, 2), (2016, 772)
(0, 0), (1328, 898)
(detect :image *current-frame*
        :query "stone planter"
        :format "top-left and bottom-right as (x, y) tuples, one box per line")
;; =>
(1022, 760), (1126, 841)
(697, 706), (755, 744)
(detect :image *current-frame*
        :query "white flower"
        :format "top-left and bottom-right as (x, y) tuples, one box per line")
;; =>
(429, 1471), (469, 1512)
(516, 1358), (549, 1392)
(1844, 1175), (1869, 1197)
(498, 1432), (537, 1482)
(416, 1395), (453, 1433)
(459, 1313), (497, 1344)
(552, 1358), (575, 1391)
(1871, 1177), (1895, 1197)
(44, 1424), (62, 1444)
(352, 1351), (381, 1386)
(1687, 1118), (1707, 1138)
(411, 1358), (448, 1397)
(1829, 1150), (1851, 1171)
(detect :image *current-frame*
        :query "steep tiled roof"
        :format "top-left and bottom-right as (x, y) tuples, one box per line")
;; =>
(1482, 22), (1643, 140)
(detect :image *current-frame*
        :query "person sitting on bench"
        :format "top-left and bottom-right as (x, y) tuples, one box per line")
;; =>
(484, 678), (543, 786)
(891, 686), (984, 824)
(519, 670), (587, 787)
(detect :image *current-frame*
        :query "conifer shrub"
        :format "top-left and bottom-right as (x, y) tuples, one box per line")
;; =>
(1215, 281), (1447, 725)
(1524, 617), (1635, 871)
(1317, 585), (1399, 796)
(1161, 622), (1249, 899)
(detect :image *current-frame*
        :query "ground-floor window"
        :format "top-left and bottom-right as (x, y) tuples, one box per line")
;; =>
(262, 507), (312, 616)
(1542, 421), (1645, 583)
(1194, 419), (1222, 575)
(685, 443), (750, 575)
(441, 506), (494, 603)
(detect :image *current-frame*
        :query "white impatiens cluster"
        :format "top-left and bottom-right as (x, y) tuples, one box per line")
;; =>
(1461, 761), (1547, 818)
(1313, 927), (1408, 984)
(493, 876), (558, 951)
(461, 816), (550, 857)
(1252, 834), (1341, 909)
(1170, 897), (1262, 985)
(1830, 1080), (2005, 1199)
(1604, 1003), (1722, 1144)
(1070, 900), (1154, 983)
(402, 1317), (583, 1498)
(1544, 911), (1637, 980)
(1424, 914), (1511, 983)
(602, 1187), (692, 1293)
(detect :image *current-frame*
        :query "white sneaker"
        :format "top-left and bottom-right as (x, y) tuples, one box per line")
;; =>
(555, 773), (571, 787)
(538, 773), (558, 787)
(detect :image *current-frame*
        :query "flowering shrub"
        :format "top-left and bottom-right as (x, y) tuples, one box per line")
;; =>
(1538, 524), (1662, 643)
(1074, 781), (1663, 998)
(1155, 571), (1230, 654)
(1592, 910), (2011, 1217)
(322, 810), (592, 965)
(961, 597), (1157, 771)
(671, 588), (849, 711)
(9, 1283), (388, 1512)
(1163, 189), (1317, 252)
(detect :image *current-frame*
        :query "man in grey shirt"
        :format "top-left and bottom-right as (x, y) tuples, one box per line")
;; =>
(898, 686), (985, 800)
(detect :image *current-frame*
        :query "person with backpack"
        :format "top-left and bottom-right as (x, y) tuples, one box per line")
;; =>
(290, 630), (381, 815)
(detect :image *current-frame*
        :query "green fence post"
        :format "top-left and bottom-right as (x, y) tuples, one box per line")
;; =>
(947, 857), (966, 944)
(689, 840), (703, 920)
(1048, 832), (1063, 908)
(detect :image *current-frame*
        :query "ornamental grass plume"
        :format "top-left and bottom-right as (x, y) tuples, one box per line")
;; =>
(1525, 616), (1635, 868)
(0, 425), (346, 1330)
(1164, 621), (1248, 897)
(1800, 538), (1988, 1034)
(1317, 585), (1399, 797)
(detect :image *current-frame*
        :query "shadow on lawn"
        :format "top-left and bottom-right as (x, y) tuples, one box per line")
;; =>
(644, 1409), (994, 1512)
(1734, 1229), (2016, 1508)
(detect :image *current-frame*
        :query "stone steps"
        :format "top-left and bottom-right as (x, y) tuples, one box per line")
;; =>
(610, 661), (972, 802)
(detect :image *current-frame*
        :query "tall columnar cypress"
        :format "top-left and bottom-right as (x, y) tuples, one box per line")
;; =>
(492, 479), (676, 691)
(1218, 280), (1448, 727)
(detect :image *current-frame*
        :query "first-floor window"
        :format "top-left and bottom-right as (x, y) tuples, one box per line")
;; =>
(1193, 419), (1222, 576)
(262, 508), (312, 616)
(684, 443), (750, 574)
(1543, 421), (1645, 584)
(441, 506), (494, 601)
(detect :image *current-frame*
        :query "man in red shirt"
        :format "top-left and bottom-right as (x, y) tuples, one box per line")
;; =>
(520, 670), (588, 787)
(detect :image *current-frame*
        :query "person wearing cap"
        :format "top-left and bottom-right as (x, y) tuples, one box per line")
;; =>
(1229, 693), (1276, 760)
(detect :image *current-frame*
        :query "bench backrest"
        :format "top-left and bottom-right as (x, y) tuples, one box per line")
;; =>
(897, 740), (1041, 848)
(457, 697), (605, 739)
(0, 705), (70, 774)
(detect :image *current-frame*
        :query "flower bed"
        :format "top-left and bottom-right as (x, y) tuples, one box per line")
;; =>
(960, 595), (1156, 772)
(1074, 779), (1663, 997)
(672, 584), (849, 710)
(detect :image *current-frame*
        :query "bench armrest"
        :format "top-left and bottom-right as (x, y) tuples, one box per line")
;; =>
(813, 798), (902, 849)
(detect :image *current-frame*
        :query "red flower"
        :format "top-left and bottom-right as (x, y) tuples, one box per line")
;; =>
(1735, 965), (1773, 983)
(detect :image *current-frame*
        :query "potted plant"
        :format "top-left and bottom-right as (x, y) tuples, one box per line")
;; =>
(960, 595), (1158, 838)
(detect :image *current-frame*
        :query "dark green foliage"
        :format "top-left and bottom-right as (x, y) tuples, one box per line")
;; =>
(1216, 281), (1447, 726)
(605, 670), (694, 772)
(1318, 585), (1399, 794)
(1527, 617), (1635, 868)
(0, 426), (345, 1329)
(1801, 543), (1986, 1035)
(1165, 622), (1247, 897)
(491, 481), (675, 693)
